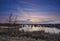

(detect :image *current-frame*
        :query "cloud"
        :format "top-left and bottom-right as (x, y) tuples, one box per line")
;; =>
(16, 11), (60, 23)
(9, 6), (60, 24)
(0, 6), (60, 24)
(0, 0), (60, 24)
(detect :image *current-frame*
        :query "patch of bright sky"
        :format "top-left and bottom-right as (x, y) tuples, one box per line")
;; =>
(0, 0), (60, 24)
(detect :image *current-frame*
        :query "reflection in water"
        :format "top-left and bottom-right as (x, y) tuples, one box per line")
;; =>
(19, 27), (60, 34)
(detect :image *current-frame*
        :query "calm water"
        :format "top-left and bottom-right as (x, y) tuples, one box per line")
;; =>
(19, 26), (60, 34)
(0, 26), (60, 34)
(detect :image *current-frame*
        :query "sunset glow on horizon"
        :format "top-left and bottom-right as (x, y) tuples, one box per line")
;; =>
(0, 0), (60, 24)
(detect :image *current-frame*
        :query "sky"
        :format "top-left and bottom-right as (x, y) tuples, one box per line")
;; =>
(0, 0), (60, 24)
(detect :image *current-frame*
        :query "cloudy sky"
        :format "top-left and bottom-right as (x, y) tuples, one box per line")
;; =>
(0, 0), (60, 24)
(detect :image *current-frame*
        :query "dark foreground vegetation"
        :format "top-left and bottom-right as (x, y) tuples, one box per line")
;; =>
(0, 31), (60, 41)
(0, 23), (60, 41)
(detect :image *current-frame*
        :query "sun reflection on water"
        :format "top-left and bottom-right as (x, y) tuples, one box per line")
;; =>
(19, 26), (60, 34)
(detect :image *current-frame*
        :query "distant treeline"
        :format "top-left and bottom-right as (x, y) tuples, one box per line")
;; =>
(0, 23), (60, 29)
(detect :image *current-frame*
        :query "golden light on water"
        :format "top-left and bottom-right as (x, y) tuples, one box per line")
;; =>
(31, 27), (40, 31)
(19, 26), (43, 32)
(19, 26), (60, 33)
